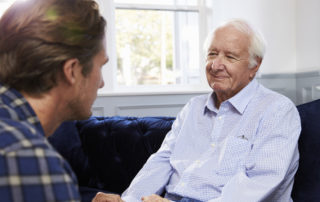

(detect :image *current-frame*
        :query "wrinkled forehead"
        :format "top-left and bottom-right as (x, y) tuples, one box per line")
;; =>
(209, 25), (251, 52)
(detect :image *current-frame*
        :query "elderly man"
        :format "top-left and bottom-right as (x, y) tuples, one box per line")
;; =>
(119, 19), (301, 202)
(0, 0), (122, 201)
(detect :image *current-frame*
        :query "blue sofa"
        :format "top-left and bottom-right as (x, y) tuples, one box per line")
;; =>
(48, 99), (320, 202)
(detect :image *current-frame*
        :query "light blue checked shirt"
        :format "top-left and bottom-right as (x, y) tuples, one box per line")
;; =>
(122, 79), (301, 202)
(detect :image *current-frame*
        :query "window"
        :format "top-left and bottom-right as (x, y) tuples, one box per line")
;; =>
(97, 0), (212, 94)
(0, 0), (14, 17)
(115, 0), (200, 87)
(1, 0), (212, 94)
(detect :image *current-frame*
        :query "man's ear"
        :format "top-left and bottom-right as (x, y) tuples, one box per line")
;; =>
(253, 56), (262, 71)
(249, 57), (262, 80)
(62, 58), (81, 85)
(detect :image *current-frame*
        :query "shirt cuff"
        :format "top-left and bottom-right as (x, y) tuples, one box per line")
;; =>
(121, 195), (141, 202)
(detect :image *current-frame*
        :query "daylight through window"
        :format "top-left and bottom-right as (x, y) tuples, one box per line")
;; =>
(114, 0), (200, 87)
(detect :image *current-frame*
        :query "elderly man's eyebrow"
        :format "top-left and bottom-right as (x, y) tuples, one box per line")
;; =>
(225, 49), (241, 56)
(207, 47), (218, 52)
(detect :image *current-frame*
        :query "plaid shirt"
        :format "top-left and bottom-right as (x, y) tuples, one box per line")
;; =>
(0, 83), (80, 202)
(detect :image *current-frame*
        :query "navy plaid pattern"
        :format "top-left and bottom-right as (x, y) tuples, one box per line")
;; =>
(0, 83), (80, 202)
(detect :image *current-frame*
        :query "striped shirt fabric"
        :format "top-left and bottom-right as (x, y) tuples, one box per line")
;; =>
(0, 83), (80, 202)
(122, 79), (301, 202)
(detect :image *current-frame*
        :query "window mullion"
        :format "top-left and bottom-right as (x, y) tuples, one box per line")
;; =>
(96, 0), (117, 92)
(198, 0), (212, 86)
(173, 11), (180, 85)
(115, 3), (199, 12)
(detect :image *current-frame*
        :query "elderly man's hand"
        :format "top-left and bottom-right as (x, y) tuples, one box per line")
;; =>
(141, 194), (170, 202)
(92, 192), (124, 202)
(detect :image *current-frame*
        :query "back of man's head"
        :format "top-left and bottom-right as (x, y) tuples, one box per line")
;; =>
(0, 0), (106, 95)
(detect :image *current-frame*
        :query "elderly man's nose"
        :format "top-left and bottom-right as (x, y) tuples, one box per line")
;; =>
(211, 58), (225, 70)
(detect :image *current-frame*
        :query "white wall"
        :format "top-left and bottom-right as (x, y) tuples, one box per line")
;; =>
(97, 0), (319, 76)
(210, 0), (297, 74)
(296, 0), (320, 72)
(92, 93), (203, 117)
(93, 0), (320, 116)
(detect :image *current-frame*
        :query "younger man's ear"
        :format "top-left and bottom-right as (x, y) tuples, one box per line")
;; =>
(62, 58), (81, 85)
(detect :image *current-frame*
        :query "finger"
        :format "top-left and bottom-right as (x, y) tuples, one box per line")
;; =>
(141, 194), (163, 202)
(141, 196), (147, 201)
(92, 192), (123, 202)
(92, 192), (105, 202)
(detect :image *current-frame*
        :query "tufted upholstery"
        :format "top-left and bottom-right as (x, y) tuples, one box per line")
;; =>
(49, 100), (320, 202)
(49, 116), (174, 201)
(292, 99), (320, 202)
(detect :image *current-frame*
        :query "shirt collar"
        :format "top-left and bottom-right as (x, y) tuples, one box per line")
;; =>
(0, 82), (45, 136)
(228, 79), (259, 114)
(204, 79), (259, 115)
(204, 92), (216, 114)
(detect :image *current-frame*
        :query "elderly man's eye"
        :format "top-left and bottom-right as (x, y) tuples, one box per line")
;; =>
(226, 55), (239, 62)
(227, 55), (236, 59)
(207, 52), (218, 59)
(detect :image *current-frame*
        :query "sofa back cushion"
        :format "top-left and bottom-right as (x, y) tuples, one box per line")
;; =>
(77, 116), (175, 194)
(292, 99), (320, 202)
(48, 121), (90, 186)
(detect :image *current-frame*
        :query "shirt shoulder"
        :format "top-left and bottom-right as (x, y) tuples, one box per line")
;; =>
(0, 118), (43, 151)
(0, 119), (80, 201)
(176, 94), (210, 118)
(249, 84), (301, 129)
(254, 84), (296, 109)
(187, 94), (210, 108)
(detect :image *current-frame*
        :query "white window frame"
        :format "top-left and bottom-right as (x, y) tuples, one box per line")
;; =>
(0, 0), (19, 17)
(96, 0), (213, 96)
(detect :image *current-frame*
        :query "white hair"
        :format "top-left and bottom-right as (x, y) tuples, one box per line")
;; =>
(203, 19), (267, 68)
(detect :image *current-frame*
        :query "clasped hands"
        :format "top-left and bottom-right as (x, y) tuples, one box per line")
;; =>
(92, 193), (170, 202)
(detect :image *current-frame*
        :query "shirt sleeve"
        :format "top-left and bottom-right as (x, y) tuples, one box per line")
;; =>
(122, 102), (191, 202)
(217, 100), (301, 202)
(0, 143), (81, 202)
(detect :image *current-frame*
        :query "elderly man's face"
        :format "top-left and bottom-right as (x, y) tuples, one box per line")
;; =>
(205, 26), (259, 101)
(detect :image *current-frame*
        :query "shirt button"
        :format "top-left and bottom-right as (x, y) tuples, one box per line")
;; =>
(195, 160), (201, 164)
(211, 143), (215, 148)
(181, 182), (185, 187)
(218, 116), (222, 120)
